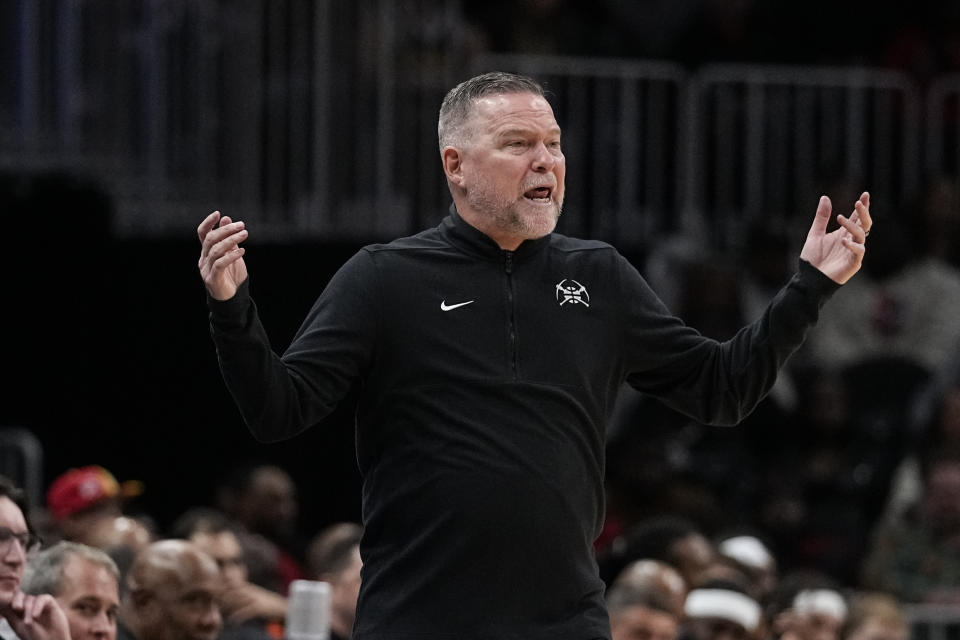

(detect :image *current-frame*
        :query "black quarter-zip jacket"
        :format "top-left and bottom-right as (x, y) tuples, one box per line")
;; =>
(209, 208), (839, 640)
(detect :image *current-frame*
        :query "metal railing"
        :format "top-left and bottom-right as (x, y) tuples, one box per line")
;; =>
(906, 604), (960, 640)
(685, 64), (921, 249)
(0, 0), (951, 250)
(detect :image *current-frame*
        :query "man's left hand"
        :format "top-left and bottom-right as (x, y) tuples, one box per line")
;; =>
(800, 191), (872, 284)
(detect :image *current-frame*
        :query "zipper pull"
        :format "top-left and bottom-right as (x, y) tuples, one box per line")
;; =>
(504, 250), (513, 274)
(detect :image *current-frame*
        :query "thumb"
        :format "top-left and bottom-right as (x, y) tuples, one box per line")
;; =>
(808, 195), (832, 238)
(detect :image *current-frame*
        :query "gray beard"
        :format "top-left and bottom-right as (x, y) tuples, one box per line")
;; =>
(465, 184), (563, 240)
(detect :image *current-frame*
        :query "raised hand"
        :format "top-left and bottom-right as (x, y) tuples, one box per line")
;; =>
(800, 192), (872, 284)
(198, 211), (249, 300)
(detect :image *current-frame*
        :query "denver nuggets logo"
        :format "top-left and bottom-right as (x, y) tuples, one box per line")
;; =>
(555, 279), (589, 307)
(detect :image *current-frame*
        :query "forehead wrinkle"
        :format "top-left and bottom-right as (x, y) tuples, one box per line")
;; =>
(474, 95), (557, 128)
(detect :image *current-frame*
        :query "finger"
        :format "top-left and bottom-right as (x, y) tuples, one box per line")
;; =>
(197, 211), (222, 243)
(855, 198), (872, 233)
(837, 213), (867, 243)
(206, 229), (248, 265)
(807, 195), (832, 238)
(200, 221), (246, 262)
(211, 246), (246, 273)
(21, 594), (39, 624)
(842, 236), (866, 256)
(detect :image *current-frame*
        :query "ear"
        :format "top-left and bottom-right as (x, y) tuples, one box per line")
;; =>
(442, 147), (466, 187)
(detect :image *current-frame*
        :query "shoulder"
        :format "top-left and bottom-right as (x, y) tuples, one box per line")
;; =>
(362, 226), (449, 255)
(548, 232), (616, 255)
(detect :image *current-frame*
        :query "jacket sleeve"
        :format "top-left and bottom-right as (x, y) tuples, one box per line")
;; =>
(207, 250), (378, 442)
(621, 257), (839, 425)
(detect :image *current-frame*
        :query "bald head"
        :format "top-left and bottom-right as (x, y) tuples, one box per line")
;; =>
(124, 540), (222, 640)
(614, 559), (687, 619)
(127, 540), (217, 593)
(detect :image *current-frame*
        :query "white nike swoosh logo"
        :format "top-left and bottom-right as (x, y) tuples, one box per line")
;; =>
(440, 300), (475, 311)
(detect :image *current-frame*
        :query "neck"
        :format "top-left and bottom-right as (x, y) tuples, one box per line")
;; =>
(454, 204), (524, 251)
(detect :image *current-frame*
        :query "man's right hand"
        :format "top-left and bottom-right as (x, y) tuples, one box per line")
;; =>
(1, 592), (71, 640)
(198, 211), (249, 300)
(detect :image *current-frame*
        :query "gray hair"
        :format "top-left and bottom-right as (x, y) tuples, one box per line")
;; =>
(437, 71), (546, 151)
(22, 541), (120, 597)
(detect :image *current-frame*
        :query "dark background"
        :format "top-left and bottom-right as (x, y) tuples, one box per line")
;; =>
(0, 171), (367, 533)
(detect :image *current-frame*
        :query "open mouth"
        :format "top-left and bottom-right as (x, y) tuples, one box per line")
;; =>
(524, 186), (553, 203)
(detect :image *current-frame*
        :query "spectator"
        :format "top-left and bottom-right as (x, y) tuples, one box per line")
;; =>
(601, 515), (716, 589)
(46, 466), (143, 546)
(679, 579), (762, 640)
(83, 517), (154, 588)
(717, 534), (778, 602)
(118, 540), (221, 640)
(767, 571), (848, 640)
(606, 581), (680, 640)
(842, 592), (908, 640)
(215, 465), (306, 592)
(611, 559), (687, 620)
(171, 507), (285, 638)
(306, 523), (362, 640)
(21, 541), (120, 640)
(861, 449), (960, 603)
(0, 475), (71, 640)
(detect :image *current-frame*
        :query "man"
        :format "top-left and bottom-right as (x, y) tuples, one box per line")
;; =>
(862, 450), (960, 602)
(171, 507), (285, 637)
(601, 516), (717, 590)
(306, 523), (362, 640)
(680, 580), (763, 640)
(21, 542), (121, 640)
(213, 464), (305, 592)
(46, 466), (142, 546)
(0, 476), (71, 640)
(118, 540), (221, 640)
(766, 573), (847, 640)
(605, 581), (679, 640)
(610, 559), (687, 620)
(198, 71), (872, 638)
(82, 516), (154, 585)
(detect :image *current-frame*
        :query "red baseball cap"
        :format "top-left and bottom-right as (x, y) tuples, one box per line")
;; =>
(46, 466), (143, 521)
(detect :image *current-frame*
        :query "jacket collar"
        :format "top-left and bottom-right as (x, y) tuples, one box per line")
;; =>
(439, 204), (553, 260)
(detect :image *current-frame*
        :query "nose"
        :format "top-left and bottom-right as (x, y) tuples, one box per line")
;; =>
(530, 141), (557, 172)
(1, 539), (25, 565)
(200, 602), (223, 633)
(90, 611), (114, 637)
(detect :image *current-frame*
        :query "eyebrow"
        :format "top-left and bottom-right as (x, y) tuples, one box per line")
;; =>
(494, 127), (562, 139)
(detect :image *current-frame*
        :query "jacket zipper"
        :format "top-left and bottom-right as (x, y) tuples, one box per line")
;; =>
(504, 250), (518, 379)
